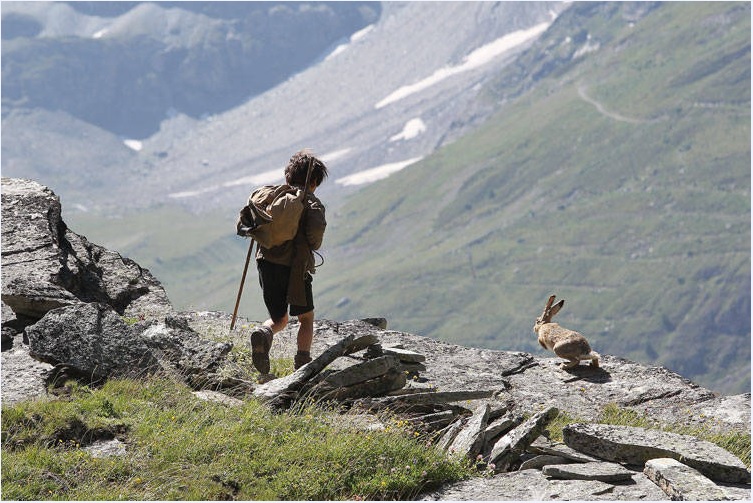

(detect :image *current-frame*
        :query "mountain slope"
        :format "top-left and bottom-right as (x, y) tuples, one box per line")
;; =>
(1, 1), (379, 138)
(315, 1), (751, 394)
(4, 1), (564, 213)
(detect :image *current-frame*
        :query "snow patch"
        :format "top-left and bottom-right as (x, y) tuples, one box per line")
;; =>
(325, 24), (374, 61)
(168, 186), (219, 199)
(168, 168), (284, 199)
(375, 22), (550, 109)
(123, 139), (143, 151)
(92, 28), (108, 39)
(222, 169), (284, 188)
(390, 118), (427, 142)
(326, 44), (349, 60)
(573, 36), (600, 59)
(321, 148), (352, 163)
(351, 24), (374, 42)
(335, 157), (423, 186)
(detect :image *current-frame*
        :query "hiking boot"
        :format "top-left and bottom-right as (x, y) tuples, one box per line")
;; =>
(294, 351), (312, 370)
(257, 373), (277, 384)
(250, 325), (274, 375)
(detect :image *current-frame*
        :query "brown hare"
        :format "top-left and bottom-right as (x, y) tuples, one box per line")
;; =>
(534, 295), (600, 369)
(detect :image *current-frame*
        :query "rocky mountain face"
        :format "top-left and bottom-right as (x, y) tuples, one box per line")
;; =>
(1, 1), (379, 139)
(1, 1), (563, 212)
(1, 178), (750, 500)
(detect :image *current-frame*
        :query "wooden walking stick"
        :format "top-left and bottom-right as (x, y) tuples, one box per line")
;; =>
(230, 238), (254, 331)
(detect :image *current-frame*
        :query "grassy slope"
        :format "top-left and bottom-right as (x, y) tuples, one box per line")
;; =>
(67, 2), (751, 394)
(315, 2), (751, 394)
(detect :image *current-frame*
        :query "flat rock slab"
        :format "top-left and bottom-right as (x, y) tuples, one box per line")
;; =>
(529, 436), (601, 463)
(448, 402), (489, 460)
(519, 454), (572, 471)
(644, 458), (731, 501)
(563, 423), (750, 484)
(319, 355), (400, 388)
(1, 341), (54, 405)
(484, 413), (522, 442)
(490, 406), (559, 471)
(193, 390), (244, 407)
(382, 346), (426, 363)
(543, 461), (636, 482)
(420, 468), (668, 501)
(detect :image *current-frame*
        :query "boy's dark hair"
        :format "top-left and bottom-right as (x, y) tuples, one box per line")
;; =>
(285, 150), (329, 188)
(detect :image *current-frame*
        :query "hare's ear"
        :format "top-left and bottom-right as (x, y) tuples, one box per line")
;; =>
(544, 295), (556, 311)
(550, 299), (565, 318)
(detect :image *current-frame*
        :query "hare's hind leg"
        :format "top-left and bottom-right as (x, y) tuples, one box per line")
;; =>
(560, 357), (579, 369)
(588, 353), (600, 368)
(553, 342), (580, 369)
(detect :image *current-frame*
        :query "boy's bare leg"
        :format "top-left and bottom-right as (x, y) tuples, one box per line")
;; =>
(294, 310), (314, 369)
(264, 313), (289, 334)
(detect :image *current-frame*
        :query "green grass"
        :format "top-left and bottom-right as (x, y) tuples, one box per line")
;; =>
(1, 377), (473, 501)
(3, 378), (748, 500)
(546, 403), (751, 469)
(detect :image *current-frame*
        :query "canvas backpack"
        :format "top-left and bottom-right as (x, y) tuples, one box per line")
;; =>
(236, 184), (305, 248)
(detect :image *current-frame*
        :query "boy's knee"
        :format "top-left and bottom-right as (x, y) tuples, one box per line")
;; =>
(270, 313), (289, 331)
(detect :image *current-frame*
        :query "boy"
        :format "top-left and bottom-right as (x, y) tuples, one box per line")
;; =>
(249, 150), (328, 379)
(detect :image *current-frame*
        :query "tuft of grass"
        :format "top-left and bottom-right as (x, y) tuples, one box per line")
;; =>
(1, 376), (473, 500)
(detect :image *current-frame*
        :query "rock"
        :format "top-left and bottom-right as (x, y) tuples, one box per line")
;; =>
(371, 390), (496, 406)
(193, 390), (244, 407)
(519, 454), (573, 470)
(315, 368), (407, 401)
(1, 178), (171, 321)
(484, 413), (523, 443)
(1, 338), (54, 404)
(400, 362), (427, 374)
(83, 439), (127, 458)
(361, 317), (387, 329)
(543, 461), (636, 482)
(26, 303), (231, 387)
(364, 344), (384, 359)
(409, 410), (456, 432)
(317, 355), (400, 388)
(489, 406), (559, 472)
(436, 419), (464, 451)
(253, 332), (374, 408)
(141, 315), (233, 387)
(26, 303), (160, 380)
(343, 334), (380, 355)
(644, 458), (731, 501)
(420, 467), (668, 501)
(382, 346), (426, 363)
(447, 403), (490, 460)
(528, 436), (602, 463)
(563, 423), (751, 484)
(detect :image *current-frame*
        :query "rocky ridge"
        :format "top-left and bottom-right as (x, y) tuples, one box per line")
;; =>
(1, 178), (750, 500)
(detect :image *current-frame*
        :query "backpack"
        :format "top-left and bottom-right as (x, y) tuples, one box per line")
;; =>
(236, 184), (305, 248)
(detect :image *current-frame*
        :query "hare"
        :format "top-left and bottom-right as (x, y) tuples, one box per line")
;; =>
(534, 295), (600, 369)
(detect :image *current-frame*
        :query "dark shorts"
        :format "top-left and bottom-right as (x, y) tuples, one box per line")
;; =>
(257, 259), (314, 320)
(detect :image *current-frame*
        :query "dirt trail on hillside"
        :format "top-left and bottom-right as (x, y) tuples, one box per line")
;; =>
(577, 83), (664, 124)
